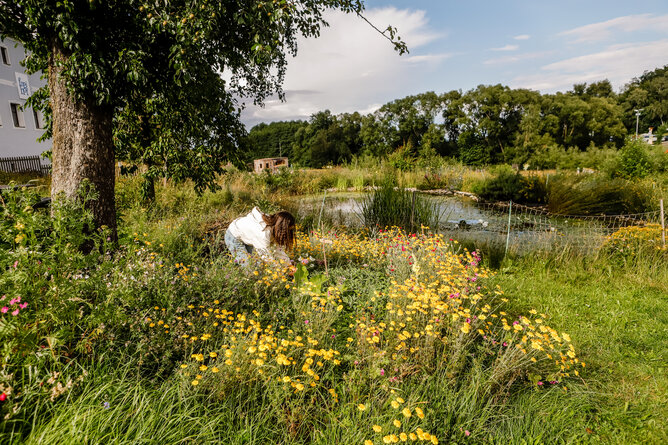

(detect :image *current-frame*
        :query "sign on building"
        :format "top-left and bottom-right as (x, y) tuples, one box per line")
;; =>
(15, 72), (30, 99)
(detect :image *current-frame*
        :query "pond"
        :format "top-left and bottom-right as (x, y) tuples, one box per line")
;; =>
(291, 192), (648, 253)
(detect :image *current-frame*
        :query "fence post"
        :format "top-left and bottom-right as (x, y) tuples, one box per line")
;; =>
(505, 201), (513, 256)
(410, 190), (416, 232)
(661, 199), (666, 248)
(317, 189), (328, 232)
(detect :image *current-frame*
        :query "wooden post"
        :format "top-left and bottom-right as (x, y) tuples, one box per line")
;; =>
(505, 201), (513, 256)
(661, 199), (666, 248)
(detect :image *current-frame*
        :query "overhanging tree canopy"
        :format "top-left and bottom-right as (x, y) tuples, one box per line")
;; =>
(0, 0), (406, 237)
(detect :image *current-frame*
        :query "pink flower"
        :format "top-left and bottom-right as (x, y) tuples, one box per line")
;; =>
(537, 381), (544, 386)
(380, 369), (385, 376)
(11, 309), (19, 316)
(19, 303), (27, 309)
(465, 430), (471, 437)
(1, 307), (7, 313)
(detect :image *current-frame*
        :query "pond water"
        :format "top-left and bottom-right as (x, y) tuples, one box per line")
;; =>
(295, 192), (503, 230)
(291, 192), (634, 252)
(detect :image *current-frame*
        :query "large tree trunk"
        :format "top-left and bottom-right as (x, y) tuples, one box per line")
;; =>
(48, 41), (117, 241)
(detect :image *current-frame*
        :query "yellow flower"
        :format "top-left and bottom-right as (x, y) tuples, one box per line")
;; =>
(430, 436), (438, 444)
(365, 441), (374, 445)
(191, 380), (199, 386)
(199, 365), (207, 371)
(415, 407), (424, 419)
(382, 436), (391, 444)
(357, 403), (367, 411)
(393, 419), (401, 428)
(408, 433), (417, 441)
(402, 407), (411, 418)
(391, 400), (400, 409)
(373, 425), (383, 433)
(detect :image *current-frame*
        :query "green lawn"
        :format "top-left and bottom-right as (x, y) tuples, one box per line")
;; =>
(493, 254), (668, 443)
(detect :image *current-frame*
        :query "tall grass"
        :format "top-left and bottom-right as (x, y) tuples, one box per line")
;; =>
(547, 174), (655, 215)
(492, 251), (668, 444)
(360, 181), (441, 233)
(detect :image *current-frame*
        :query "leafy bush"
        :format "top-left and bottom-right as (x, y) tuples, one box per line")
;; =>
(614, 139), (652, 179)
(255, 167), (295, 192)
(520, 174), (548, 204)
(470, 166), (548, 204)
(388, 143), (416, 172)
(529, 144), (618, 171)
(0, 184), (111, 423)
(472, 168), (524, 202)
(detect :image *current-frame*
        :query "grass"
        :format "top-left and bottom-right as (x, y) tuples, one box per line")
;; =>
(360, 180), (442, 233)
(492, 252), (668, 443)
(3, 171), (667, 444)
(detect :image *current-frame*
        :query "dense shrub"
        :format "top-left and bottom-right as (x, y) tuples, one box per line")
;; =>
(471, 167), (548, 204)
(614, 139), (652, 179)
(529, 144), (618, 171)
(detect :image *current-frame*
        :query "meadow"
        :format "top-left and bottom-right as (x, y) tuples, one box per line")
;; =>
(0, 166), (666, 444)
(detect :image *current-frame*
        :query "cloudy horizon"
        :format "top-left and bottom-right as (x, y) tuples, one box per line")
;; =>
(240, 1), (668, 128)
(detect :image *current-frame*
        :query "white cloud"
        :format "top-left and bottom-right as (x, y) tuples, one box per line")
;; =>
(513, 34), (530, 40)
(241, 7), (446, 127)
(403, 53), (453, 64)
(509, 39), (668, 92)
(490, 44), (519, 52)
(560, 14), (668, 43)
(483, 51), (552, 65)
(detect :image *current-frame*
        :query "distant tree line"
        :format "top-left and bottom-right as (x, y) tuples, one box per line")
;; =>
(240, 65), (668, 168)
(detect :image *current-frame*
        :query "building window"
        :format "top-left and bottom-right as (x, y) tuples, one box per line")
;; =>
(10, 103), (25, 128)
(0, 46), (9, 65)
(33, 109), (44, 129)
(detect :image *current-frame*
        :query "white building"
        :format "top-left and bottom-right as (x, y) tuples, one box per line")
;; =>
(0, 37), (50, 160)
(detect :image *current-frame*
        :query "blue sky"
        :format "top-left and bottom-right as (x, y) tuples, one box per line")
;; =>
(241, 0), (668, 127)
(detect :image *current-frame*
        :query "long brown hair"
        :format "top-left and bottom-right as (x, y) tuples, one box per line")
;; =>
(262, 211), (296, 251)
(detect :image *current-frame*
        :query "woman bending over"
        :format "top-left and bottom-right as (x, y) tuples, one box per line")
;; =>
(225, 207), (296, 266)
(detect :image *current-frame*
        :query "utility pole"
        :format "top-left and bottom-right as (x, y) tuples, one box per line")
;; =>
(634, 109), (643, 139)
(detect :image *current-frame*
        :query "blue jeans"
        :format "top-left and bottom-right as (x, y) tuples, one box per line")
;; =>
(225, 229), (253, 266)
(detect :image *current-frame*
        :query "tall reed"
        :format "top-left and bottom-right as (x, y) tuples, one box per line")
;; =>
(360, 180), (440, 233)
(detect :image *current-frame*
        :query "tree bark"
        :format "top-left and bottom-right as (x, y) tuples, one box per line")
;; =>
(48, 41), (117, 241)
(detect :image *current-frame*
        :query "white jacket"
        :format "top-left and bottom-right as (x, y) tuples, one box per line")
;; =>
(228, 207), (289, 262)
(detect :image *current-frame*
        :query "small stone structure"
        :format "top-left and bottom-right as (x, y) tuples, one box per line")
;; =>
(253, 157), (289, 173)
